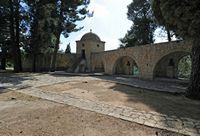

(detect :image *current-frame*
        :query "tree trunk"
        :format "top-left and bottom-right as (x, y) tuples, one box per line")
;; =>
(50, 31), (61, 72)
(0, 45), (6, 70)
(14, 0), (22, 72)
(32, 54), (36, 72)
(167, 30), (171, 42)
(50, 2), (63, 72)
(9, 0), (20, 72)
(187, 39), (200, 100)
(15, 0), (22, 72)
(33, 1), (59, 72)
(30, 3), (39, 72)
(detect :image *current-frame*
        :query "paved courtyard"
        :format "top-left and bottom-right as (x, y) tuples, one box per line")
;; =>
(0, 73), (199, 136)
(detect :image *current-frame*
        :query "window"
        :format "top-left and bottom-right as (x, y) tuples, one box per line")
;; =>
(97, 44), (99, 47)
(82, 43), (85, 47)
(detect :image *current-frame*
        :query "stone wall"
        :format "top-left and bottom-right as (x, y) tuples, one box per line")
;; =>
(22, 53), (75, 72)
(91, 41), (192, 80)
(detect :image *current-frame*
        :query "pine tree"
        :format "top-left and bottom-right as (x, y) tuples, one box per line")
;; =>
(0, 0), (23, 72)
(120, 0), (156, 47)
(0, 1), (10, 70)
(50, 0), (90, 72)
(25, 0), (89, 72)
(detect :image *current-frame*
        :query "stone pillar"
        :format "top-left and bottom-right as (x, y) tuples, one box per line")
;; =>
(139, 64), (154, 80)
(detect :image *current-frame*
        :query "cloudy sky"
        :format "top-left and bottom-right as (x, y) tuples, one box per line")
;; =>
(59, 0), (168, 53)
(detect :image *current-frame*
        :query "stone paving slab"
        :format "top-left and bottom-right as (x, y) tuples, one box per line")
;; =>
(51, 72), (187, 94)
(1, 73), (186, 94)
(1, 73), (198, 135)
(14, 87), (200, 136)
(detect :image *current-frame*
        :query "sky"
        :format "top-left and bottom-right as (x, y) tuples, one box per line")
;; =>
(59, 0), (169, 53)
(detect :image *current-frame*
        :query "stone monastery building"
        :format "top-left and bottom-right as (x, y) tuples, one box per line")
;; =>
(72, 31), (191, 80)
(22, 30), (192, 80)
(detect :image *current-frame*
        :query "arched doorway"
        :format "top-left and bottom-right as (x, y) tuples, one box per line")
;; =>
(154, 51), (191, 79)
(114, 56), (139, 76)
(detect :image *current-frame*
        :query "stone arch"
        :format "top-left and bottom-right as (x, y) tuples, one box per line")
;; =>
(153, 51), (191, 79)
(113, 56), (139, 76)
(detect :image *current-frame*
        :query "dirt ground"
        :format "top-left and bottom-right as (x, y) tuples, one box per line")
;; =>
(0, 90), (184, 136)
(40, 80), (200, 120)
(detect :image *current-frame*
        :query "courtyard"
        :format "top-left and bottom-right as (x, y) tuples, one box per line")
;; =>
(0, 73), (200, 136)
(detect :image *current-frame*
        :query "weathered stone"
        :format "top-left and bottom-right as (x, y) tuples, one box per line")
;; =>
(113, 107), (124, 114)
(183, 121), (195, 129)
(152, 115), (166, 121)
(144, 119), (157, 127)
(132, 117), (145, 125)
(196, 125), (200, 129)
(144, 113), (152, 119)
(130, 113), (140, 119)
(91, 40), (191, 80)
(108, 112), (121, 118)
(183, 128), (198, 135)
(121, 109), (132, 117)
(197, 128), (200, 134)
(167, 120), (183, 130)
(120, 115), (134, 122)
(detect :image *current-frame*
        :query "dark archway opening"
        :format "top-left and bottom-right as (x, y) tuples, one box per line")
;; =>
(154, 52), (191, 80)
(114, 56), (139, 76)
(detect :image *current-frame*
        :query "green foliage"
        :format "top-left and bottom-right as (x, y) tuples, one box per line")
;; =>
(120, 0), (156, 47)
(0, 0), (25, 71)
(152, 0), (200, 39)
(0, 1), (10, 46)
(178, 56), (191, 79)
(24, 0), (89, 54)
(22, 0), (90, 71)
(6, 60), (14, 68)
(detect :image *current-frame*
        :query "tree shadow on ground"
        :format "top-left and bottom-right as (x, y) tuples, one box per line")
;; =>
(97, 75), (199, 120)
(109, 83), (200, 120)
(35, 73), (200, 134)
(0, 72), (36, 89)
(51, 74), (200, 120)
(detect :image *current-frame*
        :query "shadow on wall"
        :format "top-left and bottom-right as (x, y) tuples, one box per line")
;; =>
(114, 56), (139, 76)
(94, 61), (105, 73)
(153, 51), (191, 80)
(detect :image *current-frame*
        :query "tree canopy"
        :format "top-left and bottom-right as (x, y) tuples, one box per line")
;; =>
(0, 0), (90, 72)
(120, 0), (156, 47)
(21, 0), (90, 71)
(152, 0), (200, 40)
